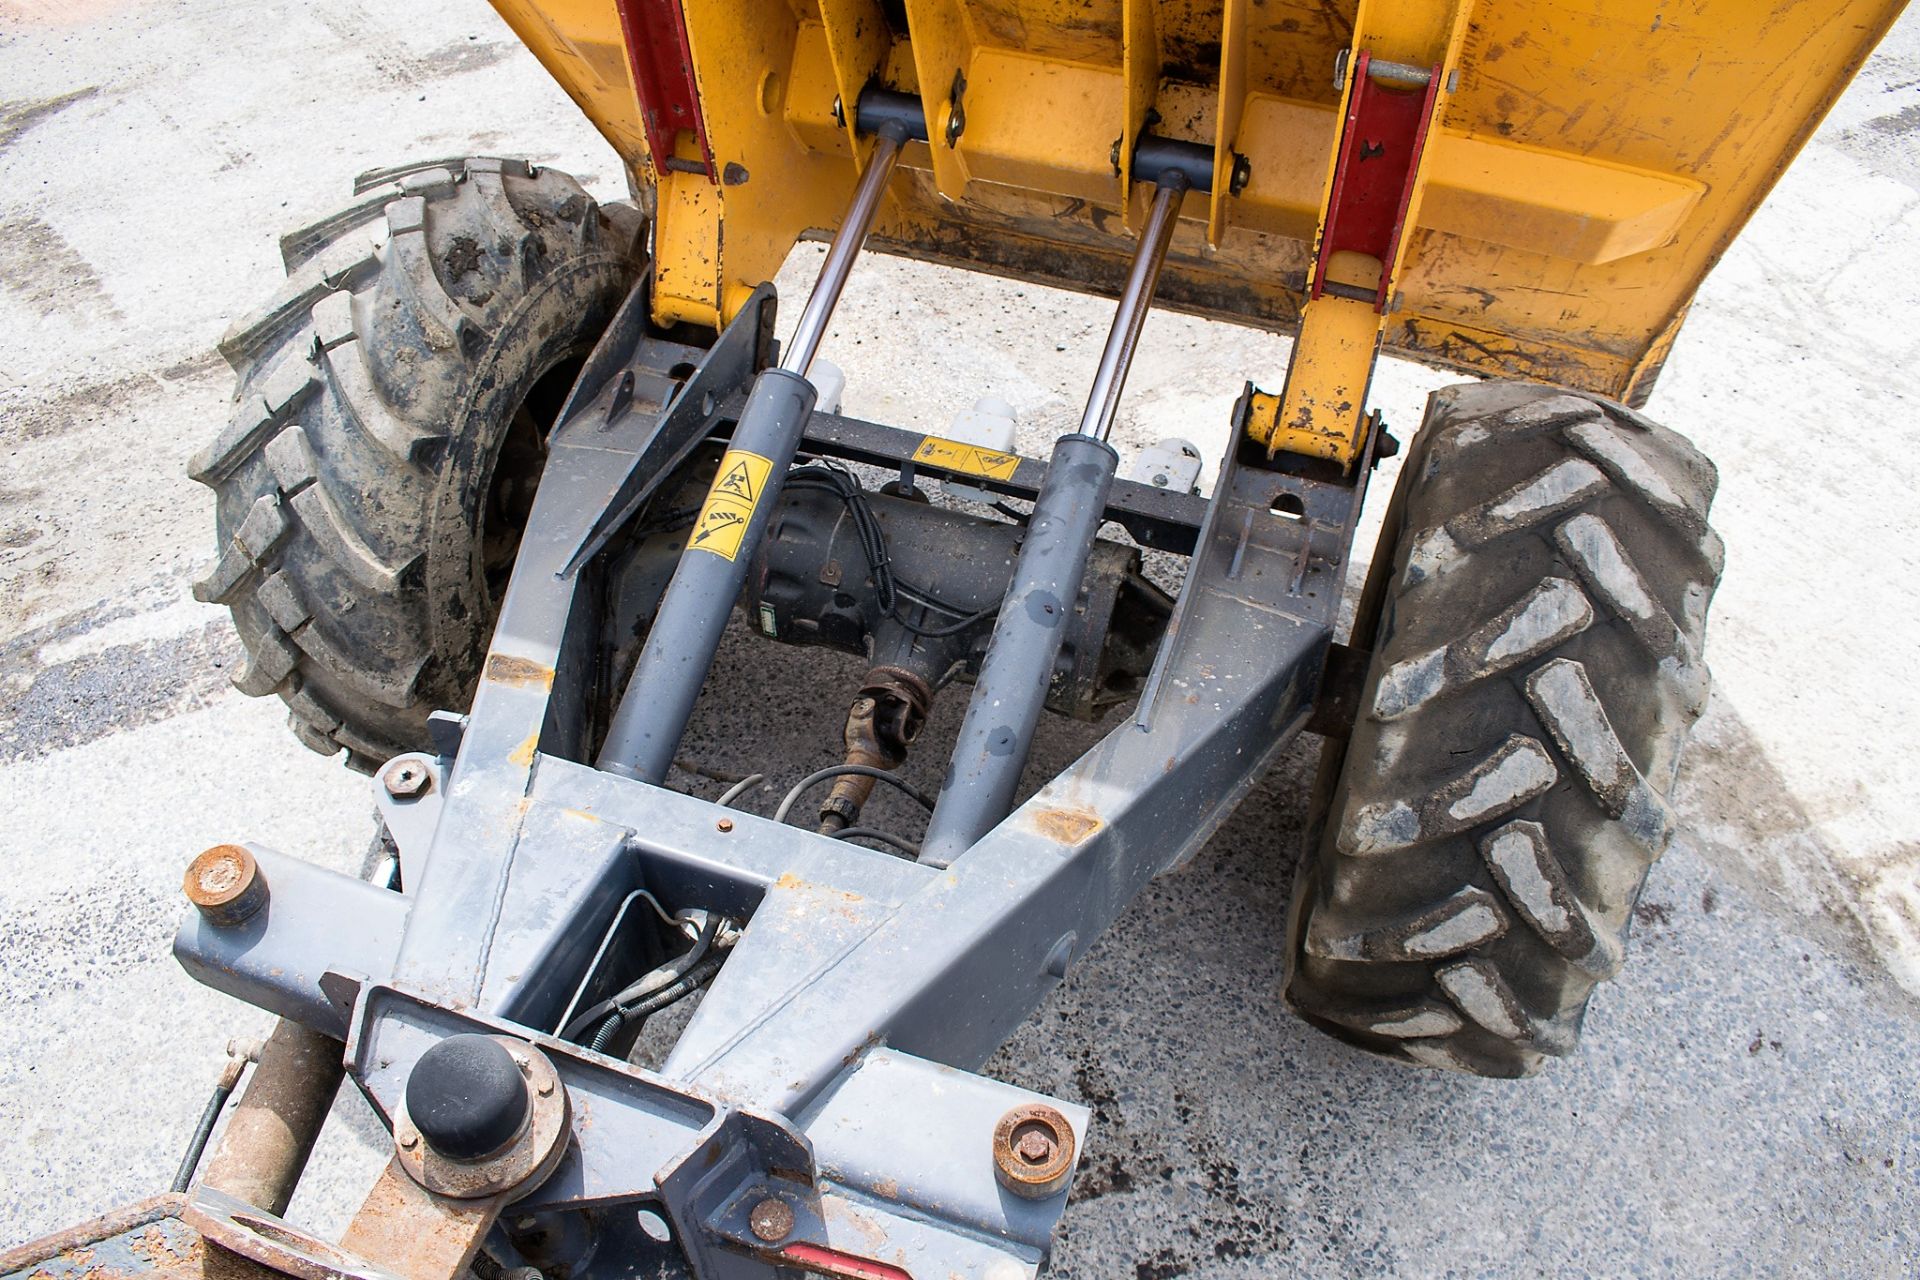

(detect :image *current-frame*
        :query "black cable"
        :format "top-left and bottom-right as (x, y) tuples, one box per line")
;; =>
(891, 585), (996, 638)
(785, 464), (1000, 637)
(890, 601), (996, 638)
(563, 913), (720, 1042)
(785, 465), (896, 605)
(588, 951), (727, 1054)
(170, 1077), (238, 1193)
(773, 764), (937, 825)
(831, 826), (921, 858)
(636, 504), (700, 538)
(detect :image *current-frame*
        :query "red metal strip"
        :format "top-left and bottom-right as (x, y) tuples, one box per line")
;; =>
(773, 1241), (915, 1280)
(1310, 51), (1443, 310)
(612, 0), (716, 181)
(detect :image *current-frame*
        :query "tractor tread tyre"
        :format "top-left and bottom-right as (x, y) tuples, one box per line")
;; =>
(1285, 382), (1723, 1078)
(192, 157), (645, 768)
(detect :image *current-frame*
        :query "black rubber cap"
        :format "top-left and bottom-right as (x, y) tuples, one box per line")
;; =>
(405, 1034), (529, 1160)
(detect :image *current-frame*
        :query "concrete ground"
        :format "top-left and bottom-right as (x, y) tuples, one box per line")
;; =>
(2, 0), (1917, 1274)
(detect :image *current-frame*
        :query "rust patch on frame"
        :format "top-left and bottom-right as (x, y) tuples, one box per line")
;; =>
(483, 654), (554, 690)
(1032, 807), (1102, 845)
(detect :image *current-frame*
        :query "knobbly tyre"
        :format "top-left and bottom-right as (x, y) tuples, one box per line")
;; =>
(3, 0), (1905, 1277)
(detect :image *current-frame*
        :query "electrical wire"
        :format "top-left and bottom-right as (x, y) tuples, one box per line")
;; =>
(587, 951), (727, 1055)
(637, 504), (700, 537)
(562, 912), (721, 1043)
(170, 1075), (239, 1193)
(784, 463), (1000, 638)
(892, 584), (997, 638)
(831, 826), (921, 858)
(772, 764), (937, 825)
(715, 773), (765, 808)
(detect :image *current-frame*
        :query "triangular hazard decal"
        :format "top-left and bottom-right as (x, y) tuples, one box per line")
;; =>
(715, 459), (758, 503)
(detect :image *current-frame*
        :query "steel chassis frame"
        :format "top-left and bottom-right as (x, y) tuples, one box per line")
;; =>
(169, 262), (1377, 1278)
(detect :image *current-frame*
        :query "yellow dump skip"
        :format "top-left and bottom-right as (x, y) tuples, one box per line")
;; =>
(494, 0), (1905, 403)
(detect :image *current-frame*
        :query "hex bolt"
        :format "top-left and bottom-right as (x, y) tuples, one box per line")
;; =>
(1229, 151), (1252, 197)
(383, 758), (431, 799)
(717, 817), (735, 833)
(991, 1103), (1076, 1199)
(748, 1195), (794, 1243)
(1016, 1130), (1056, 1163)
(184, 844), (269, 927)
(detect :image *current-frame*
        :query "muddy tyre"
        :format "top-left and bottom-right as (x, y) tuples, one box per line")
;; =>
(1285, 383), (1724, 1078)
(191, 158), (645, 767)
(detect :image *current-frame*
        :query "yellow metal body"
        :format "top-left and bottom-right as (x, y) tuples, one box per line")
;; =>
(494, 0), (1904, 441)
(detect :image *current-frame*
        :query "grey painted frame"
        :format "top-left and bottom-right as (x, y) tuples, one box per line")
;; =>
(173, 279), (1377, 1278)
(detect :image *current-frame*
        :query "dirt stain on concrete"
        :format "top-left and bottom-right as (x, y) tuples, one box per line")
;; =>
(0, 213), (124, 322)
(2, 355), (221, 447)
(308, 8), (521, 89)
(0, 596), (238, 764)
(0, 86), (98, 152)
(1836, 101), (1920, 190)
(1673, 693), (1920, 1007)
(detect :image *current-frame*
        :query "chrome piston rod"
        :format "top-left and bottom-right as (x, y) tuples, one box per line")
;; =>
(1079, 175), (1188, 442)
(779, 129), (904, 376)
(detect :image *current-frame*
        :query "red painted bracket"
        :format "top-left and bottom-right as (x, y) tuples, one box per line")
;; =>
(1309, 51), (1442, 311)
(770, 1241), (914, 1279)
(613, 0), (716, 182)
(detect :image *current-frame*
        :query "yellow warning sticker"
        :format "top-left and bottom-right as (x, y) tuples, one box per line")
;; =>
(912, 436), (1021, 481)
(688, 449), (773, 561)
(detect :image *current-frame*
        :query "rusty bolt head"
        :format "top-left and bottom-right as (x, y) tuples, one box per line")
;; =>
(716, 817), (735, 833)
(398, 1127), (420, 1151)
(991, 1104), (1076, 1200)
(184, 844), (268, 927)
(1015, 1129), (1055, 1163)
(747, 1196), (794, 1243)
(383, 759), (431, 799)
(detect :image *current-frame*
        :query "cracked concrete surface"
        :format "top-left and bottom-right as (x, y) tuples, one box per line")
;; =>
(1, 0), (1917, 1274)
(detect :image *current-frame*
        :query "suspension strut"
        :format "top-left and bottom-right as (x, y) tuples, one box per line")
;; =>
(598, 107), (917, 782)
(918, 163), (1194, 867)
